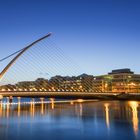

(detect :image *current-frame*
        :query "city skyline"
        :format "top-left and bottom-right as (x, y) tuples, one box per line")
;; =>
(1, 68), (140, 94)
(0, 0), (140, 76)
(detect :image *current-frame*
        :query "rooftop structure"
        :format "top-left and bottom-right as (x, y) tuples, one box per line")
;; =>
(108, 68), (134, 75)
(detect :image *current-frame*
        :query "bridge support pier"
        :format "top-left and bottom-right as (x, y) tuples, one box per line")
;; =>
(0, 100), (2, 105)
(40, 98), (45, 103)
(31, 98), (35, 104)
(9, 96), (13, 103)
(6, 97), (9, 103)
(17, 97), (21, 103)
(50, 98), (55, 109)
(40, 98), (44, 115)
(0, 95), (3, 100)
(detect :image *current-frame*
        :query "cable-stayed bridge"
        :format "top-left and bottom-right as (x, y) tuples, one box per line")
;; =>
(0, 33), (140, 100)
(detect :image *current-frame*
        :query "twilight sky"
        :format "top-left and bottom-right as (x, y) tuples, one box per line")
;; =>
(0, 0), (140, 77)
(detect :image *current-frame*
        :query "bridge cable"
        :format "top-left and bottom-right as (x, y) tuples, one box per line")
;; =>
(0, 47), (27, 62)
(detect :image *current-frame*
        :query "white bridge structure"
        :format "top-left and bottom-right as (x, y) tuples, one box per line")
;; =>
(0, 33), (140, 101)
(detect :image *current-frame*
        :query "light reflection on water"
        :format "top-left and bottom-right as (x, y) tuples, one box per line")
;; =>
(0, 99), (140, 140)
(104, 103), (110, 130)
(128, 101), (139, 136)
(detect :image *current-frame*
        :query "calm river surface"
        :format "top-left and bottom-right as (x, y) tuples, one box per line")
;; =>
(0, 99), (140, 140)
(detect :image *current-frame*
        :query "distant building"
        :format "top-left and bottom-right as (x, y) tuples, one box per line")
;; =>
(49, 74), (94, 92)
(1, 68), (140, 93)
(93, 68), (140, 93)
(16, 78), (49, 91)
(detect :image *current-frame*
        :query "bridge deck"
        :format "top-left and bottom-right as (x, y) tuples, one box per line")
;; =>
(0, 91), (140, 100)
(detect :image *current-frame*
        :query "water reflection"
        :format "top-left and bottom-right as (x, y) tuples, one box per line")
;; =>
(104, 103), (110, 129)
(50, 98), (55, 109)
(79, 103), (83, 117)
(30, 101), (35, 117)
(6, 103), (9, 118)
(41, 101), (44, 115)
(0, 101), (2, 117)
(129, 101), (139, 136)
(0, 99), (139, 140)
(17, 97), (21, 117)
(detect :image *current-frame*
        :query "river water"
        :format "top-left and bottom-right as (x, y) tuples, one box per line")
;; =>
(0, 99), (140, 140)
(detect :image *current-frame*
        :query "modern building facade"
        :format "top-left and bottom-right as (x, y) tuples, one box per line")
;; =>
(93, 69), (140, 93)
